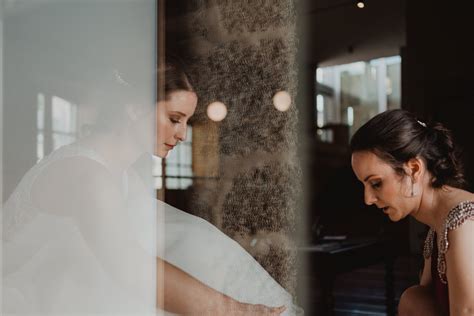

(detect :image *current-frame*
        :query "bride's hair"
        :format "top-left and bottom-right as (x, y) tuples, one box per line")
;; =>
(89, 53), (195, 133)
(160, 53), (195, 101)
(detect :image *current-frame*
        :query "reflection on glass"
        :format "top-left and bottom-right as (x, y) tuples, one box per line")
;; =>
(316, 94), (324, 128)
(165, 125), (193, 189)
(36, 133), (44, 162)
(37, 94), (78, 160)
(52, 96), (77, 134)
(36, 93), (46, 161)
(152, 155), (163, 190)
(272, 91), (292, 112)
(316, 68), (323, 83)
(207, 101), (228, 121)
(51, 96), (77, 150)
(37, 93), (45, 130)
(347, 106), (354, 126)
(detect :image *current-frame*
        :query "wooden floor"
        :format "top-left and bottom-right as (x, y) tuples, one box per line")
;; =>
(331, 255), (420, 315)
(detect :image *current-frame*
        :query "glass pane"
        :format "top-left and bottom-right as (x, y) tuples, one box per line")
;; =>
(181, 167), (193, 177)
(3, 1), (157, 313)
(181, 178), (193, 189)
(52, 96), (77, 134)
(316, 55), (401, 140)
(386, 57), (402, 110)
(179, 144), (191, 165)
(37, 93), (45, 130)
(185, 125), (192, 142)
(153, 176), (163, 190)
(166, 177), (179, 189)
(166, 165), (179, 176)
(52, 133), (75, 150)
(152, 155), (162, 176)
(166, 145), (179, 161)
(340, 62), (378, 134)
(36, 132), (44, 162)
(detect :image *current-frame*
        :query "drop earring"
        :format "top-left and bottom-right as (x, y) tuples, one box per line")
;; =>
(411, 179), (419, 197)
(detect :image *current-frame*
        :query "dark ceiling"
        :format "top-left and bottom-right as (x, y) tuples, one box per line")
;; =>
(302, 0), (406, 66)
(164, 0), (406, 66)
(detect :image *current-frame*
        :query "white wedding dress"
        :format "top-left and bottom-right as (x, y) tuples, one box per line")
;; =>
(2, 143), (302, 315)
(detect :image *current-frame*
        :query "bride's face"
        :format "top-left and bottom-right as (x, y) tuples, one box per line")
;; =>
(156, 90), (197, 158)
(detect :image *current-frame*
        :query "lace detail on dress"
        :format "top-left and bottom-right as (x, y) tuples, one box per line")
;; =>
(3, 144), (108, 241)
(423, 227), (435, 259)
(438, 200), (474, 283)
(423, 201), (474, 284)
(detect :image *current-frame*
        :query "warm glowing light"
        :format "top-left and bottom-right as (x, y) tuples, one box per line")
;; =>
(356, 1), (365, 8)
(272, 91), (292, 112)
(207, 101), (227, 122)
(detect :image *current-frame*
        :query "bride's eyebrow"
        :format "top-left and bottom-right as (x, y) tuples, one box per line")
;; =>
(168, 111), (186, 116)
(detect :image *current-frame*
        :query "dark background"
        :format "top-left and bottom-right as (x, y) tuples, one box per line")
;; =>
(164, 0), (474, 314)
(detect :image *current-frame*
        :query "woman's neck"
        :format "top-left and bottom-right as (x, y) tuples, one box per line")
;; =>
(414, 185), (473, 232)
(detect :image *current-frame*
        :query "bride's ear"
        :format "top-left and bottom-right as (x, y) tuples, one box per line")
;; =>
(404, 157), (424, 182)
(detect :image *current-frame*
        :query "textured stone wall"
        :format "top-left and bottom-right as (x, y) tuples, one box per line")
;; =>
(169, 0), (300, 295)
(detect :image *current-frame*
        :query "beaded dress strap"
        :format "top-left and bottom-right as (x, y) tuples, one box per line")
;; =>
(424, 201), (474, 284)
(423, 228), (435, 260)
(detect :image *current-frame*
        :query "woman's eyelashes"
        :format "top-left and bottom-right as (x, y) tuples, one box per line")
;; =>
(370, 180), (382, 190)
(169, 116), (181, 124)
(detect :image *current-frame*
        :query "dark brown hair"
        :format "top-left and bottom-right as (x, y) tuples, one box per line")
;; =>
(159, 54), (194, 101)
(350, 109), (466, 188)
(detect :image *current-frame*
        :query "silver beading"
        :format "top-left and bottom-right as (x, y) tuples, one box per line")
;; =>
(423, 200), (474, 284)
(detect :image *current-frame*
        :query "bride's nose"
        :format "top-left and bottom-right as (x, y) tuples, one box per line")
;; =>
(175, 124), (187, 142)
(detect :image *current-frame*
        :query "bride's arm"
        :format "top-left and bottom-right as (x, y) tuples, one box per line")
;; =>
(32, 158), (284, 315)
(32, 157), (157, 301)
(157, 257), (286, 315)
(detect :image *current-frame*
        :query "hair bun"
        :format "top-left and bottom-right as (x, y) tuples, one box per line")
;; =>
(424, 122), (465, 188)
(350, 109), (466, 189)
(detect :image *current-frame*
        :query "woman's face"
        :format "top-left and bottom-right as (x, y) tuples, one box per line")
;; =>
(351, 150), (415, 222)
(156, 90), (197, 158)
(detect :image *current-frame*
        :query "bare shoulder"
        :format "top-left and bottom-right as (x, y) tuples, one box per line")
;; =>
(445, 219), (474, 314)
(446, 201), (474, 290)
(447, 219), (474, 254)
(445, 199), (474, 259)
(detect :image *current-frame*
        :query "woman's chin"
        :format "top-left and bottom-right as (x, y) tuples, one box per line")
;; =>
(387, 210), (406, 222)
(387, 214), (401, 222)
(155, 149), (168, 159)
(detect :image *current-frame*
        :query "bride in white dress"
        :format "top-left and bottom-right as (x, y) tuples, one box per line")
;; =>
(2, 59), (303, 315)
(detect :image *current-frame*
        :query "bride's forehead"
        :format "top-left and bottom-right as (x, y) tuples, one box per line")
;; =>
(164, 91), (197, 113)
(167, 90), (195, 102)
